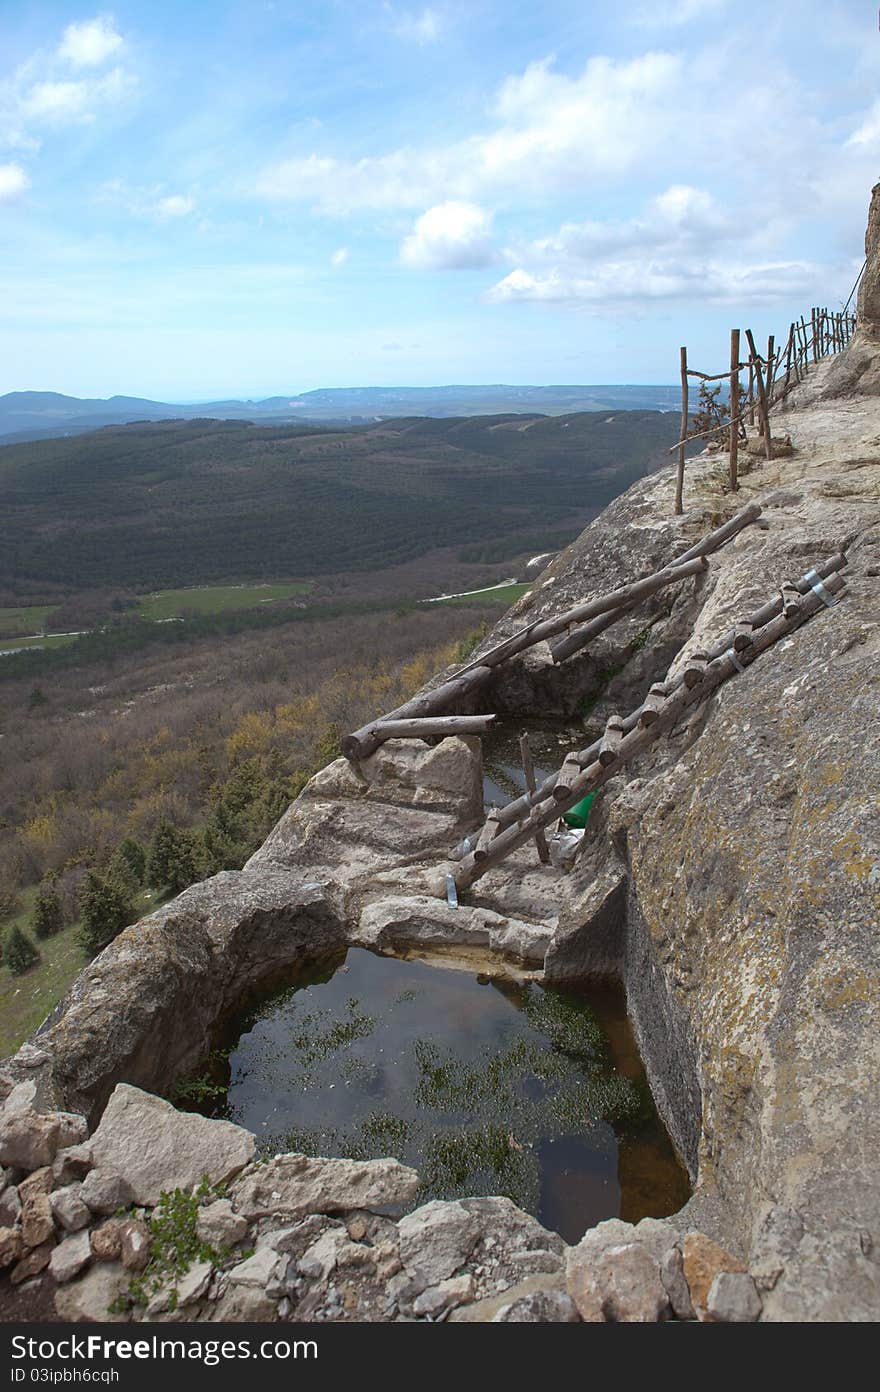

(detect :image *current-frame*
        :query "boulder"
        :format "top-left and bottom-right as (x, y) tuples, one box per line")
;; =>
(355, 895), (551, 964)
(50, 1230), (92, 1285)
(0, 1185), (20, 1226)
(88, 1085), (255, 1205)
(705, 1271), (762, 1322)
(230, 1153), (419, 1221)
(11, 1239), (54, 1284)
(18, 1167), (54, 1204)
(681, 1232), (745, 1319)
(21, 1193), (54, 1248)
(80, 1169), (135, 1216)
(90, 1219), (125, 1262)
(52, 1144), (92, 1186)
(412, 1274), (474, 1317)
(493, 1289), (579, 1322)
(225, 1248), (279, 1289)
(397, 1200), (479, 1293)
(54, 1262), (130, 1322)
(120, 1220), (151, 1273)
(50, 1185), (91, 1233)
(196, 1198), (248, 1249)
(0, 1225), (24, 1269)
(145, 1260), (213, 1317)
(0, 1109), (61, 1170)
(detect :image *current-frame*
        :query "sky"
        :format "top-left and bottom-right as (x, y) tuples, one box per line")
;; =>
(0, 0), (879, 398)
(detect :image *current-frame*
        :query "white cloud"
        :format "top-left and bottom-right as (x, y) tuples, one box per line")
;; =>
(0, 161), (29, 202)
(152, 194), (196, 219)
(331, 246), (349, 266)
(255, 52), (687, 213)
(847, 100), (880, 148)
(20, 66), (134, 128)
(391, 7), (443, 45)
(400, 201), (496, 269)
(58, 16), (124, 68)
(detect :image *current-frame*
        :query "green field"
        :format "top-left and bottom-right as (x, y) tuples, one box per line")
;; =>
(136, 580), (312, 621)
(431, 582), (532, 607)
(0, 604), (53, 638)
(0, 632), (79, 653)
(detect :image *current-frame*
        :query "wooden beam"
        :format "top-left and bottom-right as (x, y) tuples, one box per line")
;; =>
(598, 714), (624, 766)
(675, 346), (688, 515)
(519, 732), (550, 864)
(370, 715), (496, 740)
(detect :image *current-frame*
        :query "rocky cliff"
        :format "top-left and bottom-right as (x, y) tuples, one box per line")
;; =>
(2, 234), (879, 1323)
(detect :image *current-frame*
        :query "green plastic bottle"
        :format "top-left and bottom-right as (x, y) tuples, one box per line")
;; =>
(562, 791), (596, 829)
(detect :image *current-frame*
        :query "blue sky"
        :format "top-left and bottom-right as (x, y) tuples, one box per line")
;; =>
(1, 1), (878, 398)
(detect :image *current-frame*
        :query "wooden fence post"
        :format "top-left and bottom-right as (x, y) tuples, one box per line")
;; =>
(729, 328), (740, 492)
(675, 345), (688, 515)
(745, 328), (772, 460)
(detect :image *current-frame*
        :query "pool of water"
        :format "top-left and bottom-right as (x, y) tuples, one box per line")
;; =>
(482, 719), (585, 809)
(215, 947), (690, 1243)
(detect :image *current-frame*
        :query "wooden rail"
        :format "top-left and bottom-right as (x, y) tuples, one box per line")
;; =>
(445, 560), (848, 891)
(672, 306), (856, 511)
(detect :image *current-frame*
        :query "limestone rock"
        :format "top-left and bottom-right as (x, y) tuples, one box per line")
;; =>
(599, 1243), (669, 1323)
(449, 1273), (567, 1322)
(412, 1274), (474, 1317)
(18, 1167), (54, 1204)
(120, 1220), (151, 1272)
(298, 1229), (353, 1282)
(146, 1260), (214, 1316)
(11, 1239), (54, 1284)
(80, 1169), (135, 1216)
(682, 1232), (745, 1319)
(397, 1200), (479, 1293)
(50, 1230), (92, 1284)
(0, 1184), (21, 1226)
(196, 1198), (248, 1248)
(50, 1184), (91, 1233)
(355, 894), (551, 965)
(705, 1271), (762, 1322)
(55, 1113), (89, 1149)
(0, 1225), (24, 1269)
(231, 1153), (419, 1221)
(0, 1109), (61, 1170)
(90, 1219), (125, 1261)
(21, 1192), (54, 1248)
(492, 1289), (579, 1322)
(88, 1084), (255, 1205)
(210, 1284), (277, 1322)
(53, 1144), (92, 1186)
(226, 1247), (279, 1288)
(54, 1262), (130, 1322)
(661, 1244), (695, 1320)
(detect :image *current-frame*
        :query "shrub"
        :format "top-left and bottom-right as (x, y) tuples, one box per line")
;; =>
(32, 882), (63, 940)
(4, 926), (40, 975)
(78, 871), (133, 957)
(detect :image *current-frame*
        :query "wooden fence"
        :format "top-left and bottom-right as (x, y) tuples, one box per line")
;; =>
(674, 306), (857, 513)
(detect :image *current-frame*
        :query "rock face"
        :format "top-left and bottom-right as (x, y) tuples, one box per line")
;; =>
(88, 1085), (256, 1205)
(231, 1154), (420, 1221)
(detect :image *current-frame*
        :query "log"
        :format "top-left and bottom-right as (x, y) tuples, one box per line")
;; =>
(519, 733), (550, 864)
(733, 619), (754, 651)
(675, 346), (688, 515)
(682, 649), (709, 688)
(450, 574), (847, 891)
(780, 582), (802, 620)
(745, 329), (773, 460)
(598, 714), (624, 766)
(553, 505), (761, 665)
(482, 552), (847, 833)
(553, 752), (584, 800)
(473, 811), (501, 863)
(343, 663), (494, 761)
(729, 329), (740, 491)
(638, 683), (667, 728)
(371, 715), (496, 740)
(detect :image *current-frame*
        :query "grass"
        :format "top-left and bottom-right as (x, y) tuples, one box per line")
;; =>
(0, 885), (161, 1058)
(136, 581), (311, 622)
(0, 605), (54, 638)
(431, 582), (531, 607)
(0, 633), (79, 653)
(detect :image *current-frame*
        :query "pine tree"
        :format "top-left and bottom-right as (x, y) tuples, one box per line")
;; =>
(4, 926), (40, 976)
(31, 882), (63, 941)
(147, 818), (199, 893)
(78, 871), (133, 958)
(108, 837), (146, 894)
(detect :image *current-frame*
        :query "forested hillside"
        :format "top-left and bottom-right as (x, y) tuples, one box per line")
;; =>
(0, 410), (677, 597)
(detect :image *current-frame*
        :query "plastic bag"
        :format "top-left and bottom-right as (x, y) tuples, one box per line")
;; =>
(548, 825), (584, 872)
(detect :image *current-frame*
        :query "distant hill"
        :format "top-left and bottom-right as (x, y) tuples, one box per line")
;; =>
(0, 409), (679, 596)
(0, 384), (679, 443)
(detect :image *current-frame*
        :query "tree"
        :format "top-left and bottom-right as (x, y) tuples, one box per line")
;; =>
(108, 837), (146, 893)
(78, 871), (133, 958)
(147, 819), (200, 894)
(4, 926), (40, 976)
(31, 882), (63, 941)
